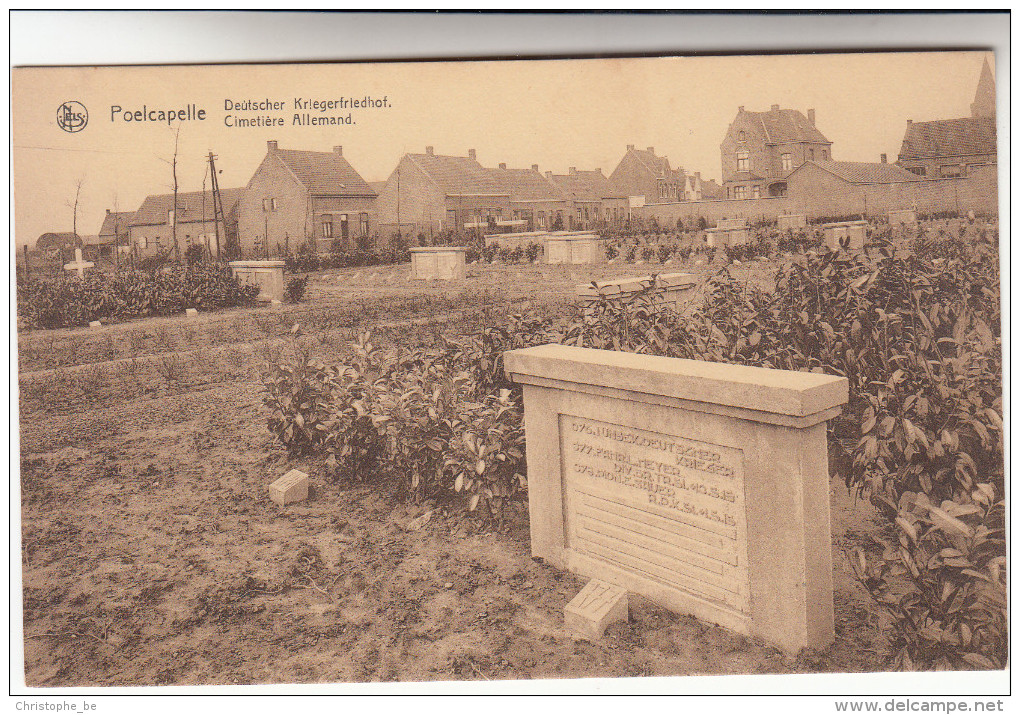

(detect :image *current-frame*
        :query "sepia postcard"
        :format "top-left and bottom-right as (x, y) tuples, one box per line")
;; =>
(11, 24), (1007, 706)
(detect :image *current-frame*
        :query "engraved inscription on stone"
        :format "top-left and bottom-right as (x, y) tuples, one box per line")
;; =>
(560, 414), (750, 614)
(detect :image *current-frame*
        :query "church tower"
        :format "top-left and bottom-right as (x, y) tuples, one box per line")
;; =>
(970, 56), (996, 118)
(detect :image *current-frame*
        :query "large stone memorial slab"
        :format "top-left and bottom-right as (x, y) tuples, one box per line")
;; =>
(887, 209), (917, 226)
(777, 214), (807, 231)
(705, 227), (749, 248)
(504, 345), (848, 654)
(576, 272), (696, 313)
(410, 246), (467, 280)
(822, 221), (867, 251)
(229, 260), (286, 302)
(545, 234), (605, 264)
(716, 218), (748, 230)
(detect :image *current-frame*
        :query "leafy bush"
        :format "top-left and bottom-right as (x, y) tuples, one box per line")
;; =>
(17, 263), (259, 329)
(284, 276), (308, 304)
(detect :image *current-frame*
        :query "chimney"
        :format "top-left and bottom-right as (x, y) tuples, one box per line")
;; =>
(807, 108), (815, 126)
(545, 171), (553, 178)
(106, 208), (111, 214)
(267, 140), (278, 151)
(626, 144), (635, 151)
(467, 148), (476, 160)
(646, 146), (654, 154)
(906, 119), (912, 125)
(498, 162), (507, 170)
(771, 104), (780, 112)
(695, 171), (701, 180)
(425, 145), (434, 155)
(531, 164), (539, 172)
(333, 145), (343, 155)
(738, 106), (745, 113)
(569, 166), (577, 175)
(880, 153), (888, 164)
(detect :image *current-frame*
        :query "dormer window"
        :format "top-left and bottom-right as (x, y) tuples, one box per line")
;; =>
(738, 130), (746, 142)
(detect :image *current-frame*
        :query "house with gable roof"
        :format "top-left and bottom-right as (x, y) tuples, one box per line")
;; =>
(375, 147), (514, 238)
(896, 57), (997, 179)
(544, 167), (629, 230)
(609, 145), (687, 204)
(785, 159), (927, 217)
(129, 187), (244, 258)
(720, 104), (832, 199)
(487, 162), (567, 231)
(237, 141), (378, 255)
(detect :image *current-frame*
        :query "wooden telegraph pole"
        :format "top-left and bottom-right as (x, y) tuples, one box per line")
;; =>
(208, 152), (226, 259)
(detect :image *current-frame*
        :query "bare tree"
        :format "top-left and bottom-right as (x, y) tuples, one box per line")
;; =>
(157, 123), (183, 261)
(64, 175), (85, 249)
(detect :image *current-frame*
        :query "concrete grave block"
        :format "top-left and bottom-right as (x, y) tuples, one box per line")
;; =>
(888, 209), (917, 226)
(504, 345), (848, 655)
(822, 221), (867, 251)
(564, 579), (629, 640)
(777, 214), (807, 231)
(410, 247), (467, 280)
(229, 260), (286, 302)
(88, 320), (102, 329)
(185, 308), (199, 318)
(269, 469), (309, 506)
(545, 235), (606, 264)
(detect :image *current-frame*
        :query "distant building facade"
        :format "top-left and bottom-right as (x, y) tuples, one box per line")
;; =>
(376, 148), (514, 238)
(129, 188), (243, 258)
(609, 146), (686, 204)
(720, 105), (832, 198)
(786, 159), (925, 217)
(94, 209), (133, 257)
(545, 167), (628, 230)
(488, 163), (567, 231)
(897, 58), (997, 178)
(237, 141), (378, 255)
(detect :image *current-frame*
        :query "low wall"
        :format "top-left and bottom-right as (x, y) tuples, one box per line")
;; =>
(632, 196), (791, 227)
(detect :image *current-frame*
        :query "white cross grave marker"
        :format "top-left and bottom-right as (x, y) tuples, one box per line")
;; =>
(63, 247), (94, 279)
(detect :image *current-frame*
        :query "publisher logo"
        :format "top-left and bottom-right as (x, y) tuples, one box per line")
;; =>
(57, 101), (88, 133)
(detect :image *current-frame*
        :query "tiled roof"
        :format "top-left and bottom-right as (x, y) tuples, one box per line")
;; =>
(898, 116), (997, 160)
(488, 167), (563, 201)
(742, 108), (830, 145)
(547, 170), (626, 202)
(407, 153), (506, 196)
(803, 160), (924, 184)
(368, 180), (388, 195)
(99, 211), (134, 237)
(273, 149), (376, 196)
(131, 188), (245, 226)
(36, 232), (79, 249)
(627, 148), (674, 177)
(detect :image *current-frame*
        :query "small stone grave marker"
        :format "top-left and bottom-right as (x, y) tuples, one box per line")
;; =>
(822, 221), (867, 251)
(269, 469), (309, 506)
(504, 345), (848, 654)
(564, 579), (629, 641)
(185, 308), (199, 318)
(63, 247), (94, 279)
(88, 320), (102, 329)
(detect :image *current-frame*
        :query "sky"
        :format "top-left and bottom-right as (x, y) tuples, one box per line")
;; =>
(11, 51), (994, 247)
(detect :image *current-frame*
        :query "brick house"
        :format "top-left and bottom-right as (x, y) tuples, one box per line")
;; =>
(237, 141), (378, 255)
(609, 145), (686, 204)
(720, 105), (832, 199)
(375, 147), (513, 239)
(94, 209), (133, 257)
(896, 58), (997, 179)
(129, 188), (243, 258)
(545, 167), (629, 230)
(488, 163), (567, 231)
(786, 160), (924, 217)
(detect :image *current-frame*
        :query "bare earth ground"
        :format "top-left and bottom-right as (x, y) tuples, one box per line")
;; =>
(19, 258), (890, 686)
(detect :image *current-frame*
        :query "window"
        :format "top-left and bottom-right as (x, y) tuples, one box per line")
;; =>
(940, 164), (963, 177)
(752, 185), (761, 199)
(781, 153), (793, 171)
(360, 213), (369, 235)
(733, 186), (747, 199)
(138, 235), (148, 249)
(537, 210), (545, 227)
(262, 198), (277, 211)
(726, 187), (731, 199)
(321, 221), (333, 238)
(808, 149), (815, 161)
(736, 151), (749, 171)
(167, 209), (175, 226)
(822, 149), (828, 160)
(907, 166), (926, 176)
(738, 130), (746, 142)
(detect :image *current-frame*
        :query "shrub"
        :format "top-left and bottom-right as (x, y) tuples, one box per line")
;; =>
(284, 276), (308, 304)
